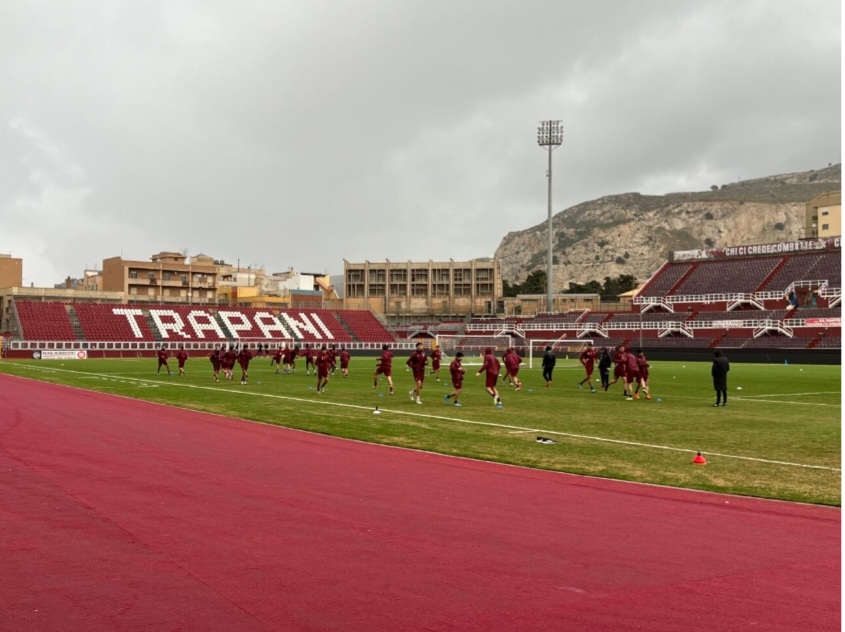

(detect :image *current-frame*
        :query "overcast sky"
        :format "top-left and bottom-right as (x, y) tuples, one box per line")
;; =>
(1, 0), (840, 286)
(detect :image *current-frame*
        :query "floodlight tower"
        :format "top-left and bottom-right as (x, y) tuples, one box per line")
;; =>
(537, 120), (563, 313)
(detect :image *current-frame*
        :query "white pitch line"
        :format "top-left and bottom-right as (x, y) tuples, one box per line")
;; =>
(2, 363), (840, 472)
(733, 397), (840, 407)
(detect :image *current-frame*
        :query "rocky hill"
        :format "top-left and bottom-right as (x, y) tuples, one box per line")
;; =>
(494, 164), (841, 290)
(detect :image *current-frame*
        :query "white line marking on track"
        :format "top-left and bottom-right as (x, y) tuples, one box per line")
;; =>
(2, 363), (840, 472)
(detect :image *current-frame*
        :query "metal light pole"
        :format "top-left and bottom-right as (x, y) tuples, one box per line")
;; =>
(537, 121), (563, 313)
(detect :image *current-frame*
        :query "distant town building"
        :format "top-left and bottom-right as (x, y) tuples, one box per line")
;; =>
(805, 190), (841, 238)
(0, 253), (23, 289)
(343, 259), (502, 318)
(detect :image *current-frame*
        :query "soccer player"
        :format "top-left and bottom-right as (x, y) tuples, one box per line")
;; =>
(223, 345), (237, 380)
(607, 345), (627, 393)
(237, 345), (253, 385)
(406, 342), (428, 404)
(429, 346), (442, 381)
(373, 344), (394, 395)
(634, 349), (652, 400)
(176, 345), (188, 376)
(156, 345), (171, 375)
(282, 345), (295, 374)
(541, 346), (556, 388)
(624, 346), (640, 400)
(502, 347), (523, 391)
(271, 346), (283, 374)
(339, 347), (351, 378)
(315, 345), (330, 393)
(578, 342), (597, 393)
(328, 345), (338, 376)
(304, 344), (315, 375)
(476, 347), (503, 407)
(444, 351), (465, 406)
(209, 347), (222, 382)
(598, 347), (612, 391)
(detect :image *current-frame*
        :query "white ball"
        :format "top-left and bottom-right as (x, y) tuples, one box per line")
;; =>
(737, 386), (742, 390)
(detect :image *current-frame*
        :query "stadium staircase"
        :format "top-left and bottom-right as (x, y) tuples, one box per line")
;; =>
(67, 305), (85, 341)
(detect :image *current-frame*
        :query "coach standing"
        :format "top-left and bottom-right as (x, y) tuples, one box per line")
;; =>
(711, 349), (730, 407)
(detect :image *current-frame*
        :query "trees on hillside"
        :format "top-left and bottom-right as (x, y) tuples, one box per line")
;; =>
(503, 272), (637, 299)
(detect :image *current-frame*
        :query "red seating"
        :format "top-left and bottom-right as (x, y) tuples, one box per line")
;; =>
(75, 303), (155, 341)
(336, 310), (394, 342)
(14, 301), (76, 340)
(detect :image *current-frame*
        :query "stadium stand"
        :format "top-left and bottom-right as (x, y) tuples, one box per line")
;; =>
(75, 303), (156, 341)
(14, 302), (76, 341)
(336, 310), (394, 342)
(670, 258), (780, 295)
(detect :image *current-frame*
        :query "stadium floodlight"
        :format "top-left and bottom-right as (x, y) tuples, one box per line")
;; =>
(537, 121), (563, 313)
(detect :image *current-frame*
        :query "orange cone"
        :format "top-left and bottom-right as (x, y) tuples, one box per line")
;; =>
(692, 451), (707, 465)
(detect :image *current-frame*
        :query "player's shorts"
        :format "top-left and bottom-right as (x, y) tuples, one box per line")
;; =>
(413, 370), (426, 383)
(318, 367), (329, 378)
(375, 366), (392, 377)
(613, 365), (625, 378)
(583, 364), (594, 377)
(485, 373), (499, 389)
(451, 378), (463, 390)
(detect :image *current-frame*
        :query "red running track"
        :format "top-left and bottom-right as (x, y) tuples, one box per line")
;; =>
(0, 374), (839, 632)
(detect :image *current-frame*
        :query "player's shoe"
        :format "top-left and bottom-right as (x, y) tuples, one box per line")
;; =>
(634, 393), (640, 400)
(444, 395), (450, 403)
(409, 390), (415, 401)
(625, 396), (633, 401)
(578, 383), (583, 390)
(645, 394), (652, 400)
(453, 402), (462, 407)
(416, 398), (422, 405)
(590, 388), (596, 393)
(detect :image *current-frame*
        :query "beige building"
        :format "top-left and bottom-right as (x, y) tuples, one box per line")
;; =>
(805, 191), (841, 238)
(343, 259), (502, 318)
(102, 252), (222, 304)
(0, 253), (23, 289)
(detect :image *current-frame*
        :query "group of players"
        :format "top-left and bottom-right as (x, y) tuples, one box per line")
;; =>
(577, 343), (651, 400)
(156, 339), (650, 405)
(156, 343), (351, 387)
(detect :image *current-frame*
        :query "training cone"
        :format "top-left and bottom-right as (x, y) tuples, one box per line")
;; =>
(692, 451), (707, 465)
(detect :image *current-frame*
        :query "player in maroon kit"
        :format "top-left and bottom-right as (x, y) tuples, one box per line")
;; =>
(578, 342), (598, 393)
(476, 347), (503, 408)
(303, 345), (315, 375)
(373, 344), (394, 395)
(622, 346), (640, 400)
(429, 347), (442, 381)
(339, 347), (351, 377)
(271, 346), (283, 374)
(176, 345), (188, 376)
(223, 345), (237, 380)
(156, 345), (172, 375)
(607, 345), (627, 393)
(406, 342), (428, 404)
(237, 345), (253, 385)
(209, 347), (222, 382)
(502, 347), (523, 391)
(443, 351), (465, 407)
(315, 345), (330, 393)
(327, 345), (338, 376)
(633, 349), (652, 400)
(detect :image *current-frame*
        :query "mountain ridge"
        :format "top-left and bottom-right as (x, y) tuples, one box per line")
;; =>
(494, 163), (841, 289)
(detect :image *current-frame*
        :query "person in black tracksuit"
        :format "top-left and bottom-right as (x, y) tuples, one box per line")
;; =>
(541, 346), (556, 387)
(598, 347), (612, 391)
(711, 349), (730, 407)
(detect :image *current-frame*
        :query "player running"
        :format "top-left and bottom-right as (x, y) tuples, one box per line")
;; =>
(578, 342), (597, 393)
(444, 352), (465, 406)
(373, 344), (394, 395)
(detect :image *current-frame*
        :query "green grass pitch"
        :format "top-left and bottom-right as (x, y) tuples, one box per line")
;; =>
(1, 355), (840, 506)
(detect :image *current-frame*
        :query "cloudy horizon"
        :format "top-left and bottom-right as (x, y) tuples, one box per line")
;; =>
(1, 0), (840, 286)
